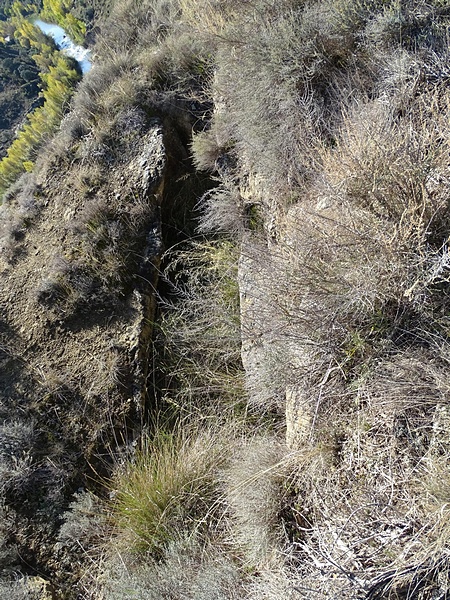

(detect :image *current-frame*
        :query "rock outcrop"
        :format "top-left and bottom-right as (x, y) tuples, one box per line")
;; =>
(0, 110), (174, 589)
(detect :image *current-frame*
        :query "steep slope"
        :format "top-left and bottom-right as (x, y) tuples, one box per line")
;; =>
(0, 4), (210, 589)
(0, 112), (167, 589)
(2, 1), (450, 599)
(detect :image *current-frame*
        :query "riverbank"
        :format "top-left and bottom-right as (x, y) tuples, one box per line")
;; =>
(34, 19), (91, 73)
(0, 14), (83, 197)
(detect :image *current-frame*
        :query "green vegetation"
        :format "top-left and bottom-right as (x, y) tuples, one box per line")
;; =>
(0, 50), (80, 194)
(41, 0), (86, 42)
(111, 427), (228, 555)
(0, 0), (87, 197)
(0, 37), (40, 158)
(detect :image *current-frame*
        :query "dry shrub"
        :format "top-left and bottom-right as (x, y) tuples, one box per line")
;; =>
(191, 128), (225, 172)
(238, 238), (306, 413)
(243, 81), (450, 419)
(196, 177), (245, 235)
(246, 565), (343, 600)
(101, 536), (245, 600)
(272, 344), (450, 598)
(211, 9), (327, 200)
(0, 172), (39, 262)
(306, 87), (450, 350)
(98, 0), (179, 55)
(320, 93), (450, 232)
(198, 0), (450, 224)
(144, 29), (214, 93)
(0, 580), (47, 600)
(179, 0), (240, 37)
(54, 491), (110, 596)
(0, 421), (36, 502)
(203, 0), (384, 209)
(223, 435), (292, 567)
(227, 22), (450, 594)
(0, 418), (68, 518)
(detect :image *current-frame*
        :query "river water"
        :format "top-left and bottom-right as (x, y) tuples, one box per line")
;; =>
(34, 20), (92, 74)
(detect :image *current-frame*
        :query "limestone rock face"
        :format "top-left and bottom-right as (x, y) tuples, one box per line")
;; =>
(238, 212), (315, 448)
(129, 124), (167, 196)
(239, 237), (281, 412)
(285, 385), (312, 449)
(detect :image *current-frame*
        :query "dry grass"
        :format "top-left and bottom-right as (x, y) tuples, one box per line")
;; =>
(156, 239), (245, 417)
(0, 172), (40, 262)
(196, 178), (247, 235)
(179, 0), (239, 37)
(109, 426), (229, 555)
(223, 435), (293, 568)
(256, 344), (450, 597)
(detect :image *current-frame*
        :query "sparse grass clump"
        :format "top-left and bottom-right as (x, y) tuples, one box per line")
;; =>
(0, 172), (40, 261)
(0, 421), (36, 500)
(196, 175), (248, 235)
(110, 427), (228, 555)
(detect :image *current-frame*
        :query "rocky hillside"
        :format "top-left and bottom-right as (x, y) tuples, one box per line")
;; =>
(1, 1), (450, 599)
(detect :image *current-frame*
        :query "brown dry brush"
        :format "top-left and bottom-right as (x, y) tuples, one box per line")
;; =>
(69, 1), (450, 597)
(187, 1), (450, 598)
(260, 104), (450, 598)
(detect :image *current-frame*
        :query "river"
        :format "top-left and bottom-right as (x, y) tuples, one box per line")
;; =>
(34, 20), (92, 74)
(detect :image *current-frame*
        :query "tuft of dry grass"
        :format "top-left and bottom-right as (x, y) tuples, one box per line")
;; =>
(109, 426), (229, 555)
(196, 177), (246, 235)
(0, 172), (40, 262)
